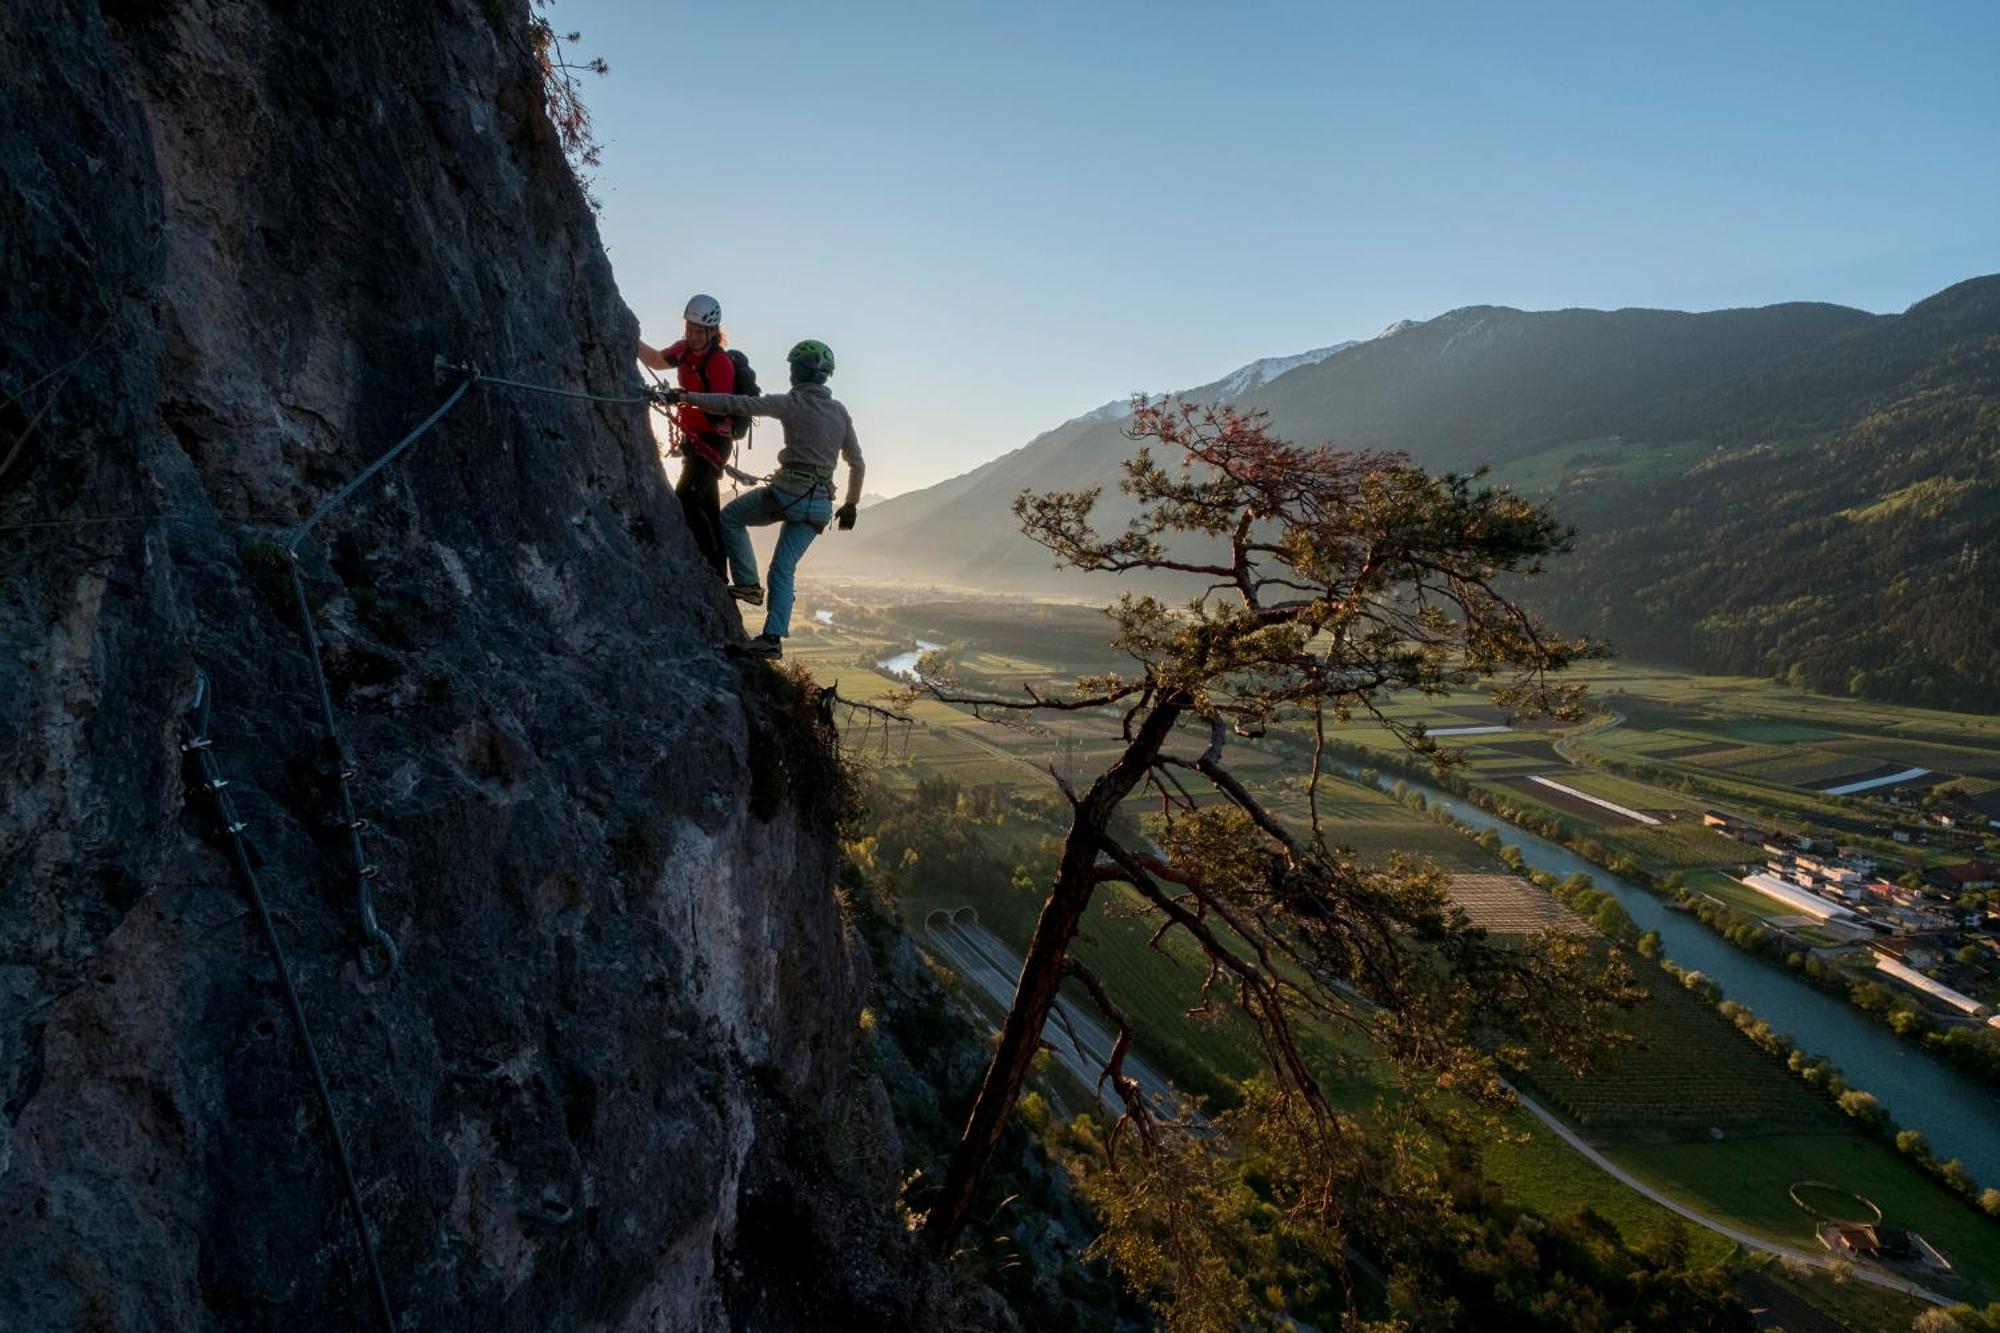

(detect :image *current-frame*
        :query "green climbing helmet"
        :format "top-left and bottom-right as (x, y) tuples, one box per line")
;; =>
(787, 339), (835, 381)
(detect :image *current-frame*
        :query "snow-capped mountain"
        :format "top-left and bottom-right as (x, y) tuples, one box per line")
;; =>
(817, 298), (1887, 594)
(1213, 342), (1359, 399)
(1047, 340), (1366, 435)
(1053, 397), (1136, 430)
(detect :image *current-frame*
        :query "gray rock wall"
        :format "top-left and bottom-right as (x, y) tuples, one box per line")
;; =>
(0, 2), (872, 1328)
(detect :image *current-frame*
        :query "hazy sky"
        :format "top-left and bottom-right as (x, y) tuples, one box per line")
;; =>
(554, 1), (1999, 496)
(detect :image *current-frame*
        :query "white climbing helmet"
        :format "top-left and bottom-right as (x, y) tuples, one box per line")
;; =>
(683, 293), (722, 328)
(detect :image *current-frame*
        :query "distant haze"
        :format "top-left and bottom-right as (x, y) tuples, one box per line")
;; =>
(809, 275), (2000, 711)
(557, 1), (2000, 496)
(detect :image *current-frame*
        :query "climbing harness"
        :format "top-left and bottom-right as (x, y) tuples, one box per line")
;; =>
(180, 670), (400, 1333)
(769, 466), (836, 528)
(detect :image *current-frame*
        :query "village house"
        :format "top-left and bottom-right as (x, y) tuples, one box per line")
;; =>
(1821, 1222), (1951, 1273)
(1796, 855), (1865, 885)
(1865, 879), (1912, 906)
(1938, 861), (1997, 891)
(1874, 938), (1940, 969)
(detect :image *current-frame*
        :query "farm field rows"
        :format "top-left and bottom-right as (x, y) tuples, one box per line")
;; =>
(1517, 962), (1836, 1135)
(1545, 766), (1707, 815)
(790, 585), (2000, 1309)
(1330, 662), (2000, 881)
(1565, 667), (2000, 810)
(1447, 873), (1587, 935)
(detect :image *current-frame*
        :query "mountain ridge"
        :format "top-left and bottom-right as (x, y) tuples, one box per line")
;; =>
(825, 277), (2000, 706)
(836, 294), (1884, 577)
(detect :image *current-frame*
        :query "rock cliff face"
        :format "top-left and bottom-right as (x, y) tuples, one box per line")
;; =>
(0, 3), (895, 1328)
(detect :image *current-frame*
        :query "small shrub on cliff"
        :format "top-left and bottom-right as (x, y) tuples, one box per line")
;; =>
(739, 662), (859, 827)
(497, 0), (609, 204)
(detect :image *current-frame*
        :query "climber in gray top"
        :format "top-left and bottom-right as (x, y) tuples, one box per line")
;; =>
(664, 339), (864, 660)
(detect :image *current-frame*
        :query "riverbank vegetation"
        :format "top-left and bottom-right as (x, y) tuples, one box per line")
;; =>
(1397, 784), (2000, 1246)
(836, 755), (2000, 1323)
(842, 771), (1757, 1328)
(1342, 729), (2000, 1093)
(792, 585), (2000, 1324)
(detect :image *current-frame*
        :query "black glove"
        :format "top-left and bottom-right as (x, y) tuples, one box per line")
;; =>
(835, 503), (857, 531)
(652, 386), (685, 406)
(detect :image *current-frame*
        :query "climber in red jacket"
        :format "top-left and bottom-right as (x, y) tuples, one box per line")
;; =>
(637, 293), (734, 577)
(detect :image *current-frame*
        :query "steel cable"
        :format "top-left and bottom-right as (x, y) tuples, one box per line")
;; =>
(181, 671), (399, 1333)
(289, 378), (472, 551)
(143, 361), (661, 1324)
(474, 372), (648, 405)
(282, 376), (476, 976)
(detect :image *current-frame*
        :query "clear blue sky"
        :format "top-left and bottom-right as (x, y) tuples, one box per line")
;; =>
(554, 0), (2000, 496)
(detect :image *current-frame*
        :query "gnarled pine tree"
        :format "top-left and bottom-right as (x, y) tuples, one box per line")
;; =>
(916, 399), (1622, 1257)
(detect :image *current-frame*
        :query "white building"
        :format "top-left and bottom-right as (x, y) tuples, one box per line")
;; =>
(1738, 872), (1858, 922)
(1872, 954), (1989, 1017)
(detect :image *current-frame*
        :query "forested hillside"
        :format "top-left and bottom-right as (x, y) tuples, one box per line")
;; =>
(1250, 300), (1878, 469)
(825, 276), (2000, 710)
(1541, 282), (2000, 709)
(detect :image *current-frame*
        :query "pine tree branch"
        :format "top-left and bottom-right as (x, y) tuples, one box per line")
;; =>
(1062, 957), (1154, 1151)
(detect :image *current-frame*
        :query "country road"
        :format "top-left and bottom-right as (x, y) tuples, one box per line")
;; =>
(1510, 1091), (1954, 1306)
(921, 907), (1956, 1308)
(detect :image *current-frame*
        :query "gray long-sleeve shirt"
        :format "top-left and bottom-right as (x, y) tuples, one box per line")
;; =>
(683, 382), (864, 506)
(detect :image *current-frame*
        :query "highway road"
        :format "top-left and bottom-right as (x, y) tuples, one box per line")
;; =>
(921, 903), (1955, 1307)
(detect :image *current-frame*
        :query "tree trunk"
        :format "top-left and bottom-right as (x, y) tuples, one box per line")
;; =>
(921, 698), (1184, 1254)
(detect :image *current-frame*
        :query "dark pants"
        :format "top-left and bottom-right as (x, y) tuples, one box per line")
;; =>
(674, 448), (727, 577)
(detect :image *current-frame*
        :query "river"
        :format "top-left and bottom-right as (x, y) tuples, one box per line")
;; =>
(877, 639), (943, 678)
(1375, 772), (2000, 1183)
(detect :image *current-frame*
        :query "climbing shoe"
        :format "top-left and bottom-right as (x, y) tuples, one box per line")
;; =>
(729, 584), (764, 606)
(741, 634), (783, 660)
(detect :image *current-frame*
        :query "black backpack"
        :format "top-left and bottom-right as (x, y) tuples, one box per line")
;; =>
(695, 349), (759, 441)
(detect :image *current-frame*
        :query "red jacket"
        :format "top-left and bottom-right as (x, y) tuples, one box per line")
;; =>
(663, 340), (734, 464)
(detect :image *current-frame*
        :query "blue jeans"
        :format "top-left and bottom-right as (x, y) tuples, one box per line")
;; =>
(720, 482), (831, 638)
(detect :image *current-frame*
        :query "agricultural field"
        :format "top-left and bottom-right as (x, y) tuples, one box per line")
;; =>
(1265, 779), (1494, 872)
(791, 584), (2000, 1313)
(1503, 775), (1653, 825)
(1544, 766), (1708, 817)
(1517, 961), (1836, 1135)
(1448, 873), (1587, 935)
(1561, 664), (2000, 849)
(1597, 822), (1756, 874)
(1520, 951), (2000, 1299)
(1308, 660), (2000, 882)
(1481, 1125), (1740, 1269)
